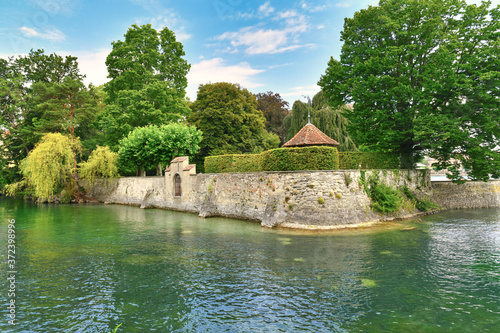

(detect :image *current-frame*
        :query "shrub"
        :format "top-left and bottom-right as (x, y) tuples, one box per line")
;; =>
(261, 146), (339, 171)
(79, 146), (119, 186)
(402, 187), (440, 212)
(369, 181), (403, 214)
(339, 152), (399, 169)
(205, 153), (262, 173)
(205, 146), (339, 173)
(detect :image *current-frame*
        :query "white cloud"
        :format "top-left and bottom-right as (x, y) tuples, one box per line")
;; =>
(135, 10), (192, 42)
(54, 49), (109, 86)
(281, 84), (321, 100)
(75, 49), (111, 87)
(19, 26), (65, 42)
(334, 2), (352, 8)
(186, 58), (265, 100)
(219, 27), (288, 55)
(268, 62), (294, 69)
(216, 8), (312, 55)
(146, 15), (192, 41)
(258, 2), (275, 16)
(300, 1), (330, 12)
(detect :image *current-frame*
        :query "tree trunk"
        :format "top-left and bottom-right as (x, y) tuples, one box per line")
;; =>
(137, 166), (146, 177)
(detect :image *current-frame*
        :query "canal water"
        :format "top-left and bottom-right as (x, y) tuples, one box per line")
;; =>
(0, 198), (499, 332)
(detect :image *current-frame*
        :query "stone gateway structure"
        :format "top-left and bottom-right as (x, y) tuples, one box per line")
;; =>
(86, 156), (500, 229)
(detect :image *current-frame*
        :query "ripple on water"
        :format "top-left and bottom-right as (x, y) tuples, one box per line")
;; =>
(2, 201), (500, 332)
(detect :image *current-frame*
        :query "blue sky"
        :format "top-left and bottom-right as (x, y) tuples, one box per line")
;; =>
(1, 0), (498, 104)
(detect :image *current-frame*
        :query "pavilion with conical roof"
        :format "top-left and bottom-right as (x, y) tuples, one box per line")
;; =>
(282, 115), (339, 148)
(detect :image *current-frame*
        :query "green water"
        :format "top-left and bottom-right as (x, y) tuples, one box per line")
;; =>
(1, 198), (499, 332)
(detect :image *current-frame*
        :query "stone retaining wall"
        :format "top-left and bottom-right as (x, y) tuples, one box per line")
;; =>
(87, 169), (433, 229)
(431, 180), (500, 209)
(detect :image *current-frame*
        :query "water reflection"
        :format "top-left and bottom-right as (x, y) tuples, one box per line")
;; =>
(1, 199), (500, 332)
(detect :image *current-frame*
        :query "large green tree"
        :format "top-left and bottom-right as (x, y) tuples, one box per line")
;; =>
(1, 50), (85, 157)
(99, 81), (190, 148)
(187, 82), (279, 168)
(105, 24), (190, 101)
(100, 24), (191, 148)
(319, 0), (500, 180)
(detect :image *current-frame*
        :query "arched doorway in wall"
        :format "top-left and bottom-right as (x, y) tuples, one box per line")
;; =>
(174, 173), (182, 197)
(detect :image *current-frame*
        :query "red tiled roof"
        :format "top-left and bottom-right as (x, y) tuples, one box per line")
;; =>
(282, 123), (339, 147)
(183, 164), (195, 171)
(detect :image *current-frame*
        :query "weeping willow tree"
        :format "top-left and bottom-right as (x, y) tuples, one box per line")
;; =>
(312, 92), (357, 151)
(284, 91), (357, 151)
(5, 133), (82, 200)
(79, 146), (119, 186)
(284, 100), (309, 142)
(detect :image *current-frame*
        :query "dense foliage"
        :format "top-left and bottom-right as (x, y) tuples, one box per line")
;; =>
(99, 24), (191, 148)
(339, 152), (399, 169)
(0, 50), (100, 186)
(118, 124), (202, 176)
(104, 24), (190, 101)
(205, 154), (263, 174)
(6, 133), (81, 200)
(79, 146), (119, 185)
(256, 91), (289, 144)
(205, 149), (403, 173)
(319, 0), (500, 181)
(261, 147), (339, 171)
(205, 147), (340, 173)
(187, 82), (279, 169)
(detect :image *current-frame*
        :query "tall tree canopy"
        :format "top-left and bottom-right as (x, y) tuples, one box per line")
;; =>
(100, 24), (191, 148)
(105, 24), (190, 100)
(0, 50), (100, 185)
(187, 82), (279, 167)
(256, 91), (289, 144)
(319, 0), (500, 180)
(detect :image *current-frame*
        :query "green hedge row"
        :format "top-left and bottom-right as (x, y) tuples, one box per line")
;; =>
(261, 147), (339, 171)
(204, 154), (262, 173)
(205, 146), (339, 173)
(205, 149), (400, 173)
(339, 152), (399, 170)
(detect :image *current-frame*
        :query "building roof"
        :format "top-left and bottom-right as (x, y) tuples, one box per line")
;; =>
(282, 123), (339, 147)
(171, 156), (188, 163)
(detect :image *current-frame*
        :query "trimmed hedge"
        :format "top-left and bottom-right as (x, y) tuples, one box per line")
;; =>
(205, 149), (399, 173)
(205, 146), (340, 173)
(205, 154), (262, 173)
(261, 146), (339, 171)
(339, 152), (399, 170)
